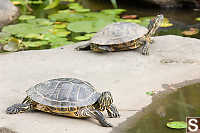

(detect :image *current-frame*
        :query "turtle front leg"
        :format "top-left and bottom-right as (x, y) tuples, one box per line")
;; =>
(142, 41), (150, 55)
(106, 104), (120, 118)
(75, 42), (91, 51)
(80, 107), (112, 127)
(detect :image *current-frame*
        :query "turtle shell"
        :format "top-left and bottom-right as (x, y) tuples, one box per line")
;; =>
(26, 78), (101, 108)
(90, 22), (148, 45)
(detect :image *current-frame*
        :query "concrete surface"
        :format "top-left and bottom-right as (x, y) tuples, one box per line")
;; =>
(0, 35), (200, 133)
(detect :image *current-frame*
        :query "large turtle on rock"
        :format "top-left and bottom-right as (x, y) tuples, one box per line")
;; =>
(76, 14), (164, 55)
(6, 78), (119, 127)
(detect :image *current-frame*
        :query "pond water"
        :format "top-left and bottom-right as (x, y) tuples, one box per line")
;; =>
(1, 0), (199, 52)
(112, 82), (200, 133)
(80, 0), (200, 39)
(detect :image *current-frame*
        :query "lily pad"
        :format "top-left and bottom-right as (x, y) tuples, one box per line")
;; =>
(160, 18), (173, 28)
(51, 29), (71, 37)
(48, 12), (85, 22)
(2, 23), (53, 37)
(166, 121), (187, 129)
(3, 38), (21, 52)
(23, 41), (49, 47)
(101, 9), (126, 15)
(18, 15), (36, 21)
(139, 16), (154, 27)
(0, 32), (11, 44)
(50, 40), (74, 48)
(182, 28), (199, 36)
(85, 33), (95, 38)
(74, 35), (90, 41)
(27, 18), (53, 26)
(67, 20), (112, 33)
(195, 17), (200, 21)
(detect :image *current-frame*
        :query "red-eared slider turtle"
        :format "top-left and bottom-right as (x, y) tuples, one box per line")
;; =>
(75, 14), (164, 55)
(6, 78), (119, 127)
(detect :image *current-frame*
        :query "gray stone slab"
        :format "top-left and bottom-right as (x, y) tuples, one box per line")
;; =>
(0, 35), (200, 133)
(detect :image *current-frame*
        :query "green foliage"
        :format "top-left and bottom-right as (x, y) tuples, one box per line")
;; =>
(195, 17), (200, 21)
(166, 121), (187, 129)
(18, 15), (36, 21)
(101, 9), (126, 15)
(67, 20), (113, 33)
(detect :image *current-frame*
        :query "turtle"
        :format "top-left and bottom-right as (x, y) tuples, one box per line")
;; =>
(6, 78), (120, 127)
(75, 14), (164, 55)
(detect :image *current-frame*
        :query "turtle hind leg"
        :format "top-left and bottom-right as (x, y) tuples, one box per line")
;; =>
(6, 103), (32, 114)
(80, 107), (112, 127)
(75, 43), (91, 51)
(7, 96), (34, 114)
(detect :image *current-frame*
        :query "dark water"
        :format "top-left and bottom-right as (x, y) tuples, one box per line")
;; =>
(112, 82), (200, 133)
(80, 0), (200, 39)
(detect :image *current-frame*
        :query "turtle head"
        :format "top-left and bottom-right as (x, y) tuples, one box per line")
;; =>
(147, 14), (164, 37)
(98, 91), (113, 109)
(6, 104), (31, 114)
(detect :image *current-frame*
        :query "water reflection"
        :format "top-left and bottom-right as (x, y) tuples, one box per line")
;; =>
(112, 82), (200, 133)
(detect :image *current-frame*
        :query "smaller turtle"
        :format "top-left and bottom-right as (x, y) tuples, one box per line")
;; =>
(75, 14), (164, 55)
(6, 78), (119, 127)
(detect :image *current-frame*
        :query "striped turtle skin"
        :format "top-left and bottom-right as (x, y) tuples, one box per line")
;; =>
(6, 78), (120, 127)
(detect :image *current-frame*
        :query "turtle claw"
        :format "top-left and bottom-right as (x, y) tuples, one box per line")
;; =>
(108, 110), (120, 118)
(100, 121), (113, 127)
(107, 104), (120, 118)
(142, 45), (149, 55)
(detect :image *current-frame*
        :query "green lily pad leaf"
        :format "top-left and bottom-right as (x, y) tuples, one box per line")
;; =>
(58, 9), (72, 13)
(24, 33), (42, 39)
(48, 12), (85, 22)
(27, 18), (53, 26)
(50, 40), (74, 48)
(101, 9), (126, 15)
(2, 23), (53, 37)
(74, 35), (90, 41)
(75, 8), (90, 13)
(116, 18), (141, 24)
(53, 23), (68, 29)
(195, 17), (200, 21)
(85, 33), (95, 38)
(68, 3), (83, 10)
(23, 41), (49, 47)
(139, 16), (154, 27)
(27, 0), (43, 4)
(67, 20), (112, 33)
(3, 38), (21, 52)
(160, 18), (173, 27)
(18, 15), (36, 21)
(51, 29), (71, 37)
(84, 12), (117, 21)
(44, 0), (60, 10)
(166, 121), (187, 129)
(0, 32), (11, 44)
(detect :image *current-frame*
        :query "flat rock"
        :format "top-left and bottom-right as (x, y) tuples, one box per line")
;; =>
(0, 35), (200, 133)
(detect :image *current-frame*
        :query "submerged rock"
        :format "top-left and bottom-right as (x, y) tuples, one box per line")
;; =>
(0, 0), (19, 28)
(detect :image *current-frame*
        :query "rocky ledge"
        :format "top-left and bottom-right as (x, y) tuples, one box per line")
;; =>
(0, 35), (200, 133)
